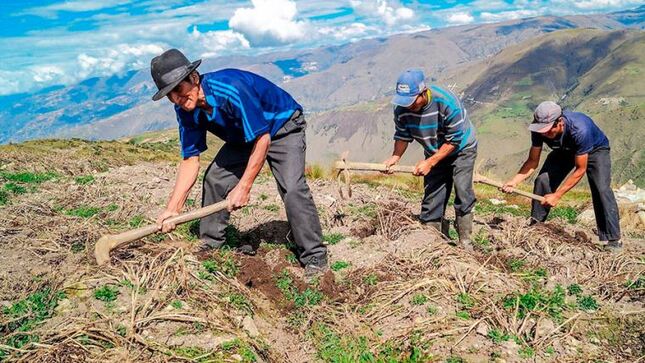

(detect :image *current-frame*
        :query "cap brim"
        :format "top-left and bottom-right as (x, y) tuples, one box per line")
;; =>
(528, 121), (554, 133)
(151, 59), (202, 101)
(391, 94), (416, 107)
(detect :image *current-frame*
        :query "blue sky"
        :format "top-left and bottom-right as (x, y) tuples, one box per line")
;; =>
(0, 0), (641, 95)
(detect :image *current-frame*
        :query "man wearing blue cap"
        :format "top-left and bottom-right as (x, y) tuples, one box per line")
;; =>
(502, 101), (622, 251)
(384, 69), (478, 250)
(149, 48), (328, 278)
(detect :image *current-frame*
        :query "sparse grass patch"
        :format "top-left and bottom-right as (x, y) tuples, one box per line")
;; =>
(0, 190), (8, 205)
(226, 293), (252, 314)
(506, 258), (526, 272)
(170, 300), (183, 309)
(567, 283), (583, 296)
(202, 251), (239, 278)
(175, 219), (200, 241)
(305, 164), (326, 179)
(456, 293), (475, 310)
(264, 203), (280, 212)
(64, 206), (101, 218)
(503, 285), (568, 321)
(4, 182), (27, 194)
(74, 175), (95, 185)
(1, 287), (66, 352)
(548, 206), (579, 224)
(363, 273), (378, 286)
(346, 203), (377, 219)
(0, 171), (58, 184)
(456, 310), (471, 320)
(518, 345), (535, 358)
(322, 232), (344, 245)
(128, 215), (146, 228)
(275, 269), (323, 307)
(488, 329), (510, 344)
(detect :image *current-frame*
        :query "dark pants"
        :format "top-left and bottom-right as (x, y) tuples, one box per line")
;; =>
(200, 113), (327, 265)
(420, 146), (477, 222)
(531, 148), (621, 241)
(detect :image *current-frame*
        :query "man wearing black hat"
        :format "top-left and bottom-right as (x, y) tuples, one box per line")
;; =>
(150, 48), (328, 277)
(502, 101), (622, 251)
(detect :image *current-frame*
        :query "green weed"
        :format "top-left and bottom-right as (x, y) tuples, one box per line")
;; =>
(323, 232), (345, 245)
(202, 252), (239, 278)
(226, 293), (252, 313)
(275, 270), (323, 307)
(4, 182), (27, 194)
(503, 285), (568, 321)
(426, 305), (438, 315)
(94, 285), (119, 302)
(1, 288), (66, 351)
(64, 206), (101, 218)
(567, 283), (583, 296)
(0, 190), (8, 205)
(548, 206), (579, 224)
(330, 260), (350, 271)
(455, 311), (471, 320)
(411, 294), (428, 306)
(363, 274), (378, 286)
(128, 215), (145, 228)
(171, 300), (183, 309)
(0, 171), (58, 184)
(518, 345), (535, 358)
(488, 329), (510, 344)
(285, 253), (298, 264)
(577, 295), (599, 311)
(456, 293), (475, 310)
(264, 204), (280, 212)
(507, 258), (526, 272)
(74, 175), (95, 185)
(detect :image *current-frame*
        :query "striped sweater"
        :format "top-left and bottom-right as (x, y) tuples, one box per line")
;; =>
(393, 85), (477, 155)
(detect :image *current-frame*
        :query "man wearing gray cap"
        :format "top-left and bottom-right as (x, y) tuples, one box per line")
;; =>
(502, 101), (621, 251)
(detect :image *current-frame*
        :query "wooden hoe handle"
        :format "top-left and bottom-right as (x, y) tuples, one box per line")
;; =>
(95, 200), (228, 265)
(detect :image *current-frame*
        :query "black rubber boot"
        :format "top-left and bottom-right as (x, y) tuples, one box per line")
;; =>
(455, 213), (474, 252)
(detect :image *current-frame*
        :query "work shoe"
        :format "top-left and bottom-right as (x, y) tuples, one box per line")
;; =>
(604, 240), (623, 253)
(455, 213), (474, 252)
(304, 256), (328, 283)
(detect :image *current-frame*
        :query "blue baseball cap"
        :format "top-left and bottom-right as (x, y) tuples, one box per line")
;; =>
(392, 69), (426, 107)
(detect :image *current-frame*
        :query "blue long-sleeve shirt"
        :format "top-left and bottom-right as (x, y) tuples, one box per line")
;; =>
(393, 85), (477, 155)
(175, 69), (302, 158)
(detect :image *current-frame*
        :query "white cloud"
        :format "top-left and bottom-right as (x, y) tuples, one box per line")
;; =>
(31, 65), (67, 83)
(228, 0), (308, 46)
(76, 43), (164, 78)
(480, 9), (541, 22)
(190, 27), (251, 58)
(565, 0), (643, 9)
(318, 22), (373, 40)
(22, 0), (134, 18)
(350, 0), (415, 27)
(447, 12), (475, 25)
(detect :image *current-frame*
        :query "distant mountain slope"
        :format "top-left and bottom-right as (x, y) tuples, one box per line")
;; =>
(0, 6), (642, 144)
(305, 29), (644, 184)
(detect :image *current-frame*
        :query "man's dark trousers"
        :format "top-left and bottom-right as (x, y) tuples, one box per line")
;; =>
(531, 148), (621, 241)
(420, 147), (477, 222)
(199, 112), (327, 265)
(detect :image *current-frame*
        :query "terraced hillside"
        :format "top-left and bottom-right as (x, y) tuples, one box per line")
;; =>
(0, 137), (643, 362)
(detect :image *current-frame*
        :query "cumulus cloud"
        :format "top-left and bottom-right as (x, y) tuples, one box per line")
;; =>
(447, 12), (475, 25)
(566, 0), (642, 9)
(76, 43), (164, 78)
(228, 0), (308, 46)
(190, 27), (251, 58)
(350, 0), (415, 27)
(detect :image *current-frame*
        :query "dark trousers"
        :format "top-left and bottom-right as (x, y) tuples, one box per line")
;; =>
(199, 113), (327, 265)
(420, 146), (477, 222)
(531, 148), (621, 241)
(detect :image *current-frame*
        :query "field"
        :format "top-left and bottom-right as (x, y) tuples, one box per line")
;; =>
(0, 138), (643, 362)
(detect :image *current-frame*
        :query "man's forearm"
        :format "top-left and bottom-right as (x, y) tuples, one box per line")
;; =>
(166, 156), (200, 212)
(510, 160), (538, 185)
(392, 140), (408, 158)
(555, 167), (585, 197)
(238, 133), (271, 191)
(427, 143), (456, 166)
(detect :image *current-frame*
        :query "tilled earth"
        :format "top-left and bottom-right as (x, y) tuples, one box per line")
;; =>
(0, 140), (643, 362)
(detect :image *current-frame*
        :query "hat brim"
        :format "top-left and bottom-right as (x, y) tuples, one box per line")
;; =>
(391, 94), (416, 107)
(152, 59), (202, 101)
(528, 121), (554, 133)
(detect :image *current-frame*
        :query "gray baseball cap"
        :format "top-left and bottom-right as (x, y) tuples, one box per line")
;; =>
(529, 101), (562, 133)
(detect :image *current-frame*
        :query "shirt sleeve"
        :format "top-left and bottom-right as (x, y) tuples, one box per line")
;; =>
(530, 132), (543, 148)
(177, 113), (207, 158)
(393, 110), (413, 142)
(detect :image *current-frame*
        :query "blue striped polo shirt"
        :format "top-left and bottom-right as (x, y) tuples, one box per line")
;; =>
(175, 69), (302, 158)
(393, 85), (477, 155)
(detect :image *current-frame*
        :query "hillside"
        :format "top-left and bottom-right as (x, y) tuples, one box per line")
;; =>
(304, 28), (644, 185)
(0, 6), (643, 144)
(0, 135), (643, 362)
